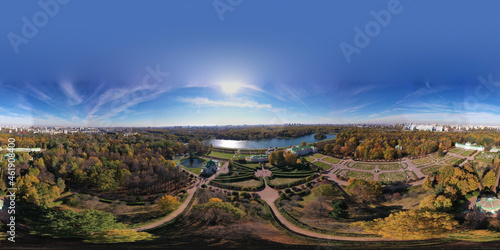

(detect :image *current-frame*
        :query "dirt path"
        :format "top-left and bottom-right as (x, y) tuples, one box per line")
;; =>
(134, 179), (200, 232)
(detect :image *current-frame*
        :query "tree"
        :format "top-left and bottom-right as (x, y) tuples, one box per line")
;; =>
(328, 199), (348, 220)
(158, 195), (181, 213)
(268, 152), (278, 165)
(276, 150), (285, 165)
(311, 184), (339, 198)
(419, 194), (452, 211)
(423, 176), (433, 190)
(209, 143), (213, 152)
(384, 147), (396, 160)
(346, 179), (382, 203)
(352, 210), (458, 240)
(303, 198), (328, 218)
(437, 147), (444, 157)
(324, 144), (333, 154)
(36, 209), (123, 238)
(301, 141), (307, 146)
(483, 170), (497, 190)
(284, 152), (297, 166)
(84, 229), (156, 243)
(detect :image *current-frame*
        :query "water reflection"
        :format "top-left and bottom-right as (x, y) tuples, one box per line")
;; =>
(205, 134), (336, 149)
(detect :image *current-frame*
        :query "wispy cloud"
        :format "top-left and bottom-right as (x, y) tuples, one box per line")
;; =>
(59, 81), (83, 106)
(178, 97), (282, 112)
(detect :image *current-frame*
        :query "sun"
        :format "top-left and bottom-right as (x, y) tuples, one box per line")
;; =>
(219, 82), (244, 95)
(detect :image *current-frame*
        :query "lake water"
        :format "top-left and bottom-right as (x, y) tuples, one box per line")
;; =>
(205, 134), (336, 149)
(180, 158), (206, 168)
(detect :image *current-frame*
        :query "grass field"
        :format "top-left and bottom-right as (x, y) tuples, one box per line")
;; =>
(475, 152), (499, 163)
(224, 178), (261, 187)
(312, 153), (324, 158)
(444, 157), (462, 165)
(313, 161), (331, 170)
(182, 166), (203, 174)
(411, 158), (432, 165)
(323, 157), (340, 164)
(352, 163), (376, 170)
(345, 170), (374, 181)
(448, 147), (463, 154)
(270, 177), (305, 186)
(421, 165), (443, 175)
(378, 171), (407, 182)
(378, 163), (401, 171)
(304, 156), (315, 162)
(207, 151), (235, 159)
(406, 170), (418, 179)
(461, 150), (476, 157)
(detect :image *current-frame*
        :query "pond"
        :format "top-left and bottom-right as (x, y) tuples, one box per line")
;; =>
(205, 134), (336, 149)
(180, 158), (206, 168)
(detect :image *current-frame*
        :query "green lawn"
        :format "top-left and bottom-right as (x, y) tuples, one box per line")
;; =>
(406, 170), (418, 179)
(345, 170), (374, 181)
(224, 178), (262, 188)
(270, 178), (305, 186)
(444, 157), (462, 165)
(304, 156), (315, 162)
(207, 151), (235, 159)
(378, 171), (407, 182)
(411, 157), (432, 166)
(313, 161), (331, 170)
(182, 166), (203, 175)
(352, 163), (376, 170)
(421, 165), (443, 175)
(475, 152), (499, 163)
(323, 157), (340, 164)
(461, 150), (476, 157)
(312, 153), (324, 158)
(378, 163), (401, 171)
(448, 148), (463, 154)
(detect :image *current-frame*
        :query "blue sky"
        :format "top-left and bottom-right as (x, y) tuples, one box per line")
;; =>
(2, 0), (500, 126)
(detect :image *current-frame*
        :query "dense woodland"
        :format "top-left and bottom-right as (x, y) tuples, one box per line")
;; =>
(317, 128), (500, 160)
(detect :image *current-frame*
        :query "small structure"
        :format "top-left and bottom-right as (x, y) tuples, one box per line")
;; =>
(395, 145), (403, 151)
(266, 147), (277, 155)
(476, 197), (500, 213)
(248, 154), (268, 162)
(284, 145), (318, 156)
(201, 157), (220, 176)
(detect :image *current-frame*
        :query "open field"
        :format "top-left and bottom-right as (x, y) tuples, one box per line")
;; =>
(460, 150), (476, 157)
(312, 153), (324, 158)
(352, 163), (376, 170)
(270, 177), (305, 186)
(378, 163), (401, 171)
(224, 178), (262, 188)
(378, 171), (407, 182)
(313, 161), (331, 170)
(421, 165), (443, 175)
(207, 151), (235, 159)
(411, 157), (432, 165)
(323, 156), (340, 164)
(304, 156), (315, 162)
(345, 170), (374, 181)
(448, 147), (463, 154)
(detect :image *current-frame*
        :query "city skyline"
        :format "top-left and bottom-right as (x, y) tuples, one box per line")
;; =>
(2, 0), (500, 127)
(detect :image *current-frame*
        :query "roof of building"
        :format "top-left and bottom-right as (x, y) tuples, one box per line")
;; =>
(286, 145), (317, 154)
(476, 197), (500, 213)
(250, 154), (268, 159)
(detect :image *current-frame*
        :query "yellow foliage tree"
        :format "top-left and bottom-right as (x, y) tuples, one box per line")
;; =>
(158, 195), (181, 213)
(352, 210), (458, 240)
(483, 170), (497, 190)
(209, 197), (222, 203)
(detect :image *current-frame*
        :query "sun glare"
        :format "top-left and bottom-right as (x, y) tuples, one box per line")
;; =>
(219, 82), (243, 95)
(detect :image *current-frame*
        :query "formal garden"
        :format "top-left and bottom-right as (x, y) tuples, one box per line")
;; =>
(210, 161), (264, 191)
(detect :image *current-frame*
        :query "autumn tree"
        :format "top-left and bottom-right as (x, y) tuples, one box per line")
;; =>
(422, 176), (433, 190)
(284, 152), (297, 166)
(301, 141), (307, 146)
(352, 210), (458, 240)
(419, 194), (453, 211)
(158, 195), (181, 213)
(482, 170), (497, 190)
(268, 151), (278, 165)
(346, 178), (382, 203)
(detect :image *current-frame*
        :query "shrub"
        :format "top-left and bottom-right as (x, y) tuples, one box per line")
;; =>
(232, 191), (239, 196)
(250, 187), (257, 192)
(201, 184), (207, 188)
(284, 188), (292, 194)
(241, 186), (249, 191)
(240, 191), (251, 199)
(472, 191), (480, 197)
(465, 193), (473, 200)
(306, 182), (312, 187)
(280, 193), (288, 199)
